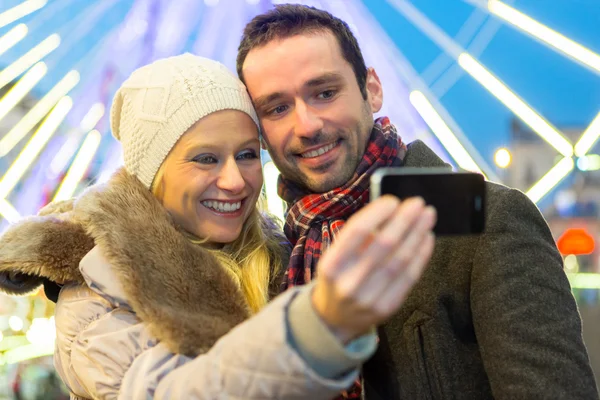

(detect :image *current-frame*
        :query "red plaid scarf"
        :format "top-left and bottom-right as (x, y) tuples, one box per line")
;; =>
(279, 116), (407, 288)
(278, 117), (407, 399)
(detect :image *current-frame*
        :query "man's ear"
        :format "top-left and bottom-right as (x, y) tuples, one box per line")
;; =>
(366, 67), (383, 113)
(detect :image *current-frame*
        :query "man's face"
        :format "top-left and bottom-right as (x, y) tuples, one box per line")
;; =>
(242, 31), (383, 193)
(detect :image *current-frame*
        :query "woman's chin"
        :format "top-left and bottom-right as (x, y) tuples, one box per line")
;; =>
(194, 225), (243, 246)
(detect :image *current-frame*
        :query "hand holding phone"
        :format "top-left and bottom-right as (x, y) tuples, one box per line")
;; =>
(312, 196), (436, 343)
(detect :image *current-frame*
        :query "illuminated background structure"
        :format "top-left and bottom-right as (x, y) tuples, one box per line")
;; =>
(0, 0), (598, 396)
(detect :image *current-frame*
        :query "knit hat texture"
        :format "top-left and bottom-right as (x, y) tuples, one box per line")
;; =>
(110, 53), (259, 189)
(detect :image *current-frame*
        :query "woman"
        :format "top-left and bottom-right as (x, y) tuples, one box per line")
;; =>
(0, 54), (436, 399)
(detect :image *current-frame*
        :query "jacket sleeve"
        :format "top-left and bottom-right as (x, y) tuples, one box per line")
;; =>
(470, 187), (598, 399)
(54, 248), (375, 400)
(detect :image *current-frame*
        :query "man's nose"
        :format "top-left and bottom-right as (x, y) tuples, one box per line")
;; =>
(293, 100), (324, 139)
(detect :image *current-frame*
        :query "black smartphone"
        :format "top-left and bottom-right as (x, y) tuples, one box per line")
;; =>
(370, 167), (486, 235)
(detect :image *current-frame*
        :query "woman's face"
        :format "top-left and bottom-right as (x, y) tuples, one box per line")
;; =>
(157, 110), (263, 245)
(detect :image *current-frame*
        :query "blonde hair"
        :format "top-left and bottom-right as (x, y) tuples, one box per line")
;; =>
(152, 165), (286, 313)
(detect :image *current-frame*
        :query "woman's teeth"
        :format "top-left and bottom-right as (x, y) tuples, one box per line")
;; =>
(202, 201), (242, 213)
(301, 142), (337, 158)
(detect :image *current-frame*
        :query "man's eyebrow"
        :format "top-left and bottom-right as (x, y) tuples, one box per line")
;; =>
(253, 73), (344, 111)
(253, 93), (285, 111)
(305, 72), (344, 87)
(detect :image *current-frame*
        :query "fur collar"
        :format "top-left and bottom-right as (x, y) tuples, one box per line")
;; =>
(0, 168), (250, 356)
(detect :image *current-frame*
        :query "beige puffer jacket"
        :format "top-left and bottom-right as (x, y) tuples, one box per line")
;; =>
(55, 247), (363, 399)
(0, 169), (376, 399)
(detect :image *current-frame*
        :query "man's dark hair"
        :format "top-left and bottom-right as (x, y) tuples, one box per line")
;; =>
(237, 4), (369, 99)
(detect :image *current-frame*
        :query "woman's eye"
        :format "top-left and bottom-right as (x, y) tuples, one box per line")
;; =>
(237, 150), (258, 160)
(192, 155), (217, 164)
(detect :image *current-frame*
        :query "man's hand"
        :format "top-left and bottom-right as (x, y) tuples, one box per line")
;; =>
(312, 196), (436, 343)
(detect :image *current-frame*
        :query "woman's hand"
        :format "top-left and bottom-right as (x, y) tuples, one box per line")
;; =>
(312, 196), (436, 343)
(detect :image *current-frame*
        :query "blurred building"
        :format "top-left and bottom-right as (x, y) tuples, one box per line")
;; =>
(500, 118), (600, 384)
(501, 118), (600, 273)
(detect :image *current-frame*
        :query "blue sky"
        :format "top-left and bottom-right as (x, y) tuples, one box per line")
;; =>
(365, 0), (600, 163)
(1, 0), (598, 170)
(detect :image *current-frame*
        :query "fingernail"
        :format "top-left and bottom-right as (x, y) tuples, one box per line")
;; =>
(420, 206), (437, 227)
(425, 205), (436, 218)
(410, 197), (425, 207)
(382, 194), (400, 204)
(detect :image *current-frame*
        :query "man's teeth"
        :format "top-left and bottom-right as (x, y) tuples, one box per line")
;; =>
(301, 142), (337, 158)
(201, 201), (242, 213)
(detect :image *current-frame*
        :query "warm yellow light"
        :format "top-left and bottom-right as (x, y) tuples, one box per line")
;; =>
(0, 23), (28, 57)
(0, 198), (20, 222)
(53, 130), (102, 202)
(574, 112), (600, 157)
(458, 54), (573, 158)
(494, 148), (511, 168)
(8, 316), (23, 332)
(0, 96), (73, 199)
(79, 102), (105, 131)
(0, 70), (79, 157)
(3, 342), (54, 364)
(488, 0), (600, 74)
(0, 33), (60, 91)
(263, 161), (285, 224)
(409, 90), (485, 176)
(567, 273), (600, 289)
(0, 61), (47, 124)
(0, 335), (28, 352)
(564, 255), (579, 273)
(0, 0), (47, 29)
(526, 157), (574, 203)
(25, 317), (55, 346)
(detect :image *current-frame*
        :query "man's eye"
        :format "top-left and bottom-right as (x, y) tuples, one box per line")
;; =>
(318, 90), (336, 99)
(268, 105), (288, 115)
(192, 155), (217, 164)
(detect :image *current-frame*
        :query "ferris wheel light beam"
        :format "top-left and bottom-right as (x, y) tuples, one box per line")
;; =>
(0, 61), (46, 124)
(0, 70), (79, 157)
(409, 90), (486, 177)
(430, 17), (503, 99)
(386, 0), (573, 158)
(574, 113), (600, 157)
(0, 23), (28, 57)
(0, 198), (20, 223)
(0, 96), (73, 200)
(49, 102), (105, 176)
(386, 0), (462, 57)
(0, 33), (60, 91)
(79, 102), (105, 131)
(462, 0), (600, 76)
(458, 54), (573, 157)
(350, 0), (498, 181)
(53, 130), (101, 202)
(525, 157), (574, 203)
(0, 0), (47, 29)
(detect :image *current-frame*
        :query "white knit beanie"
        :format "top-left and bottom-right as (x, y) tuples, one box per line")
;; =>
(110, 53), (260, 189)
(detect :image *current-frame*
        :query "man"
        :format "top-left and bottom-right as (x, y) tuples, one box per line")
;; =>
(237, 4), (598, 399)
